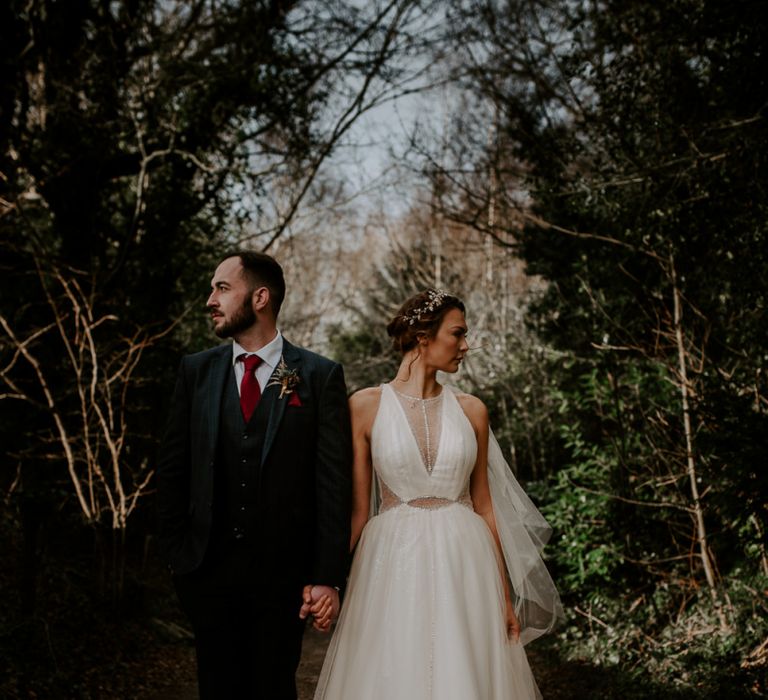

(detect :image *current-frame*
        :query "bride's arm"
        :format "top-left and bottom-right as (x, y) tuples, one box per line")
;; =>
(348, 388), (379, 551)
(464, 395), (521, 641)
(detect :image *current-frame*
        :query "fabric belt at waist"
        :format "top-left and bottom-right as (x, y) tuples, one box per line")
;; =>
(380, 493), (474, 513)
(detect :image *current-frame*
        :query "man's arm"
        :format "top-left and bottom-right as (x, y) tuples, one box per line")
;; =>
(311, 361), (353, 588)
(156, 358), (192, 567)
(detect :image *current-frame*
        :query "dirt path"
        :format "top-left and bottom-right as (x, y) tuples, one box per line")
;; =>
(297, 628), (333, 699)
(160, 629), (591, 700)
(155, 627), (333, 700)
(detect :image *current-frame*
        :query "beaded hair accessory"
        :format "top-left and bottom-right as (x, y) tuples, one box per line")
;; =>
(400, 289), (452, 325)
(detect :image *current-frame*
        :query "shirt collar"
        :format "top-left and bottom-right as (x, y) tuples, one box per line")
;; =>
(232, 330), (284, 370)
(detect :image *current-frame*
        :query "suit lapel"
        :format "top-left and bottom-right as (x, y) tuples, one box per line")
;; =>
(260, 339), (303, 467)
(207, 345), (232, 451)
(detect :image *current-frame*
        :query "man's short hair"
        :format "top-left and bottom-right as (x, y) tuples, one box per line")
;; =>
(221, 250), (286, 317)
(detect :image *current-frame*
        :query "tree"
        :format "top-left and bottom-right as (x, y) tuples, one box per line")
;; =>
(422, 0), (768, 689)
(0, 0), (445, 611)
(328, 196), (563, 483)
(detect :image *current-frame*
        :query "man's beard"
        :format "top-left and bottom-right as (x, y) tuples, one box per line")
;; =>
(214, 296), (256, 338)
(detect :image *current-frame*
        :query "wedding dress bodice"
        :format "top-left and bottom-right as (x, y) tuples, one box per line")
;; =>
(371, 383), (477, 507)
(315, 381), (561, 700)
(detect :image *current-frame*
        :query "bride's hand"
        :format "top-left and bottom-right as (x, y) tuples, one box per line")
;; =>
(310, 594), (333, 630)
(301, 584), (339, 632)
(505, 597), (520, 642)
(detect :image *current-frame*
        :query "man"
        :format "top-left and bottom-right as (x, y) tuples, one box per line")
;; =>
(157, 251), (352, 699)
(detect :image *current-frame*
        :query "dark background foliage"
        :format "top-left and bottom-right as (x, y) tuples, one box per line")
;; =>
(1, 0), (766, 697)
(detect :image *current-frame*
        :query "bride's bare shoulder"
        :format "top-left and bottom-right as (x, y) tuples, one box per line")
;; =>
(454, 391), (489, 425)
(349, 386), (383, 418)
(350, 385), (382, 402)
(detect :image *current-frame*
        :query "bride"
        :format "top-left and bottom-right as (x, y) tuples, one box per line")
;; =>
(311, 289), (562, 699)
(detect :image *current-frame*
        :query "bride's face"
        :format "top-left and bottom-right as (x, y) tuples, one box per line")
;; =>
(421, 307), (469, 373)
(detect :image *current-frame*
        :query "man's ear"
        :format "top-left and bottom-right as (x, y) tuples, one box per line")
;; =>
(251, 286), (271, 313)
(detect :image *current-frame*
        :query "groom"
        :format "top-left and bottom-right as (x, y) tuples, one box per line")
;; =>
(157, 251), (352, 699)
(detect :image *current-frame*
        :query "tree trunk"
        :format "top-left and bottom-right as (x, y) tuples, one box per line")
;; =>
(19, 497), (43, 616)
(111, 527), (126, 618)
(669, 255), (727, 628)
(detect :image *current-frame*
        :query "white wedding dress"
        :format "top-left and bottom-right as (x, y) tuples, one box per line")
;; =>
(314, 384), (561, 700)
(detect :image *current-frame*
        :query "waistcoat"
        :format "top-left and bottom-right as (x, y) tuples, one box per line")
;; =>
(211, 365), (272, 541)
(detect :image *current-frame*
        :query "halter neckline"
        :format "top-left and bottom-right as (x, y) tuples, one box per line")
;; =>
(389, 384), (443, 404)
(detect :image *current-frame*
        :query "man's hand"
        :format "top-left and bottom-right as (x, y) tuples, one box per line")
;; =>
(299, 584), (340, 632)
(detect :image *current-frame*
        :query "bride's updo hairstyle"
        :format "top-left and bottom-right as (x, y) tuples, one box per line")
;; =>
(386, 288), (465, 354)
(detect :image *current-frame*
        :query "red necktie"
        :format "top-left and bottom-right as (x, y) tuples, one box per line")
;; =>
(238, 354), (263, 422)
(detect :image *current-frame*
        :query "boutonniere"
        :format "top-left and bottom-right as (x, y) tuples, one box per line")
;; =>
(266, 358), (301, 400)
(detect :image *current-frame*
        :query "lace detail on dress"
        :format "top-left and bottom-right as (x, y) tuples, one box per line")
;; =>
(457, 485), (473, 509)
(377, 475), (474, 513)
(378, 476), (402, 511)
(407, 496), (466, 510)
(391, 386), (444, 474)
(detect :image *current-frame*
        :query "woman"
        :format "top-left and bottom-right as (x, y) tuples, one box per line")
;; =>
(313, 289), (562, 699)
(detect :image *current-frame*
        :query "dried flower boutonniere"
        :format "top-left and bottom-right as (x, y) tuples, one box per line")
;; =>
(267, 358), (301, 399)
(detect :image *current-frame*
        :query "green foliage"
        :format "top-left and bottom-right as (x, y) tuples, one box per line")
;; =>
(475, 340), (565, 481)
(328, 324), (399, 392)
(0, 0), (426, 610)
(523, 356), (768, 693)
(532, 361), (669, 589)
(1, 3), (315, 547)
(548, 571), (768, 697)
(536, 460), (616, 591)
(327, 235), (467, 391)
(440, 0), (768, 692)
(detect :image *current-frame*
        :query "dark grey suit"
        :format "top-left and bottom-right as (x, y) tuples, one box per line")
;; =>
(157, 339), (352, 699)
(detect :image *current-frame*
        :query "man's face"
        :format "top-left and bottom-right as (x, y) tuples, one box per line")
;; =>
(206, 257), (256, 338)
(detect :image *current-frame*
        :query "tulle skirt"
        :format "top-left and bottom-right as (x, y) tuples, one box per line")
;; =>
(314, 503), (541, 699)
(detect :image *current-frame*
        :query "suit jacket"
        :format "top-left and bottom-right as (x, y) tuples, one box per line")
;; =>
(156, 339), (352, 587)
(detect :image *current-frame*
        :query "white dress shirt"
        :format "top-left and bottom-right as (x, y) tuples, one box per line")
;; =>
(231, 331), (284, 395)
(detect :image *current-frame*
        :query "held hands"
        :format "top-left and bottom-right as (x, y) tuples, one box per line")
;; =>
(299, 584), (340, 632)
